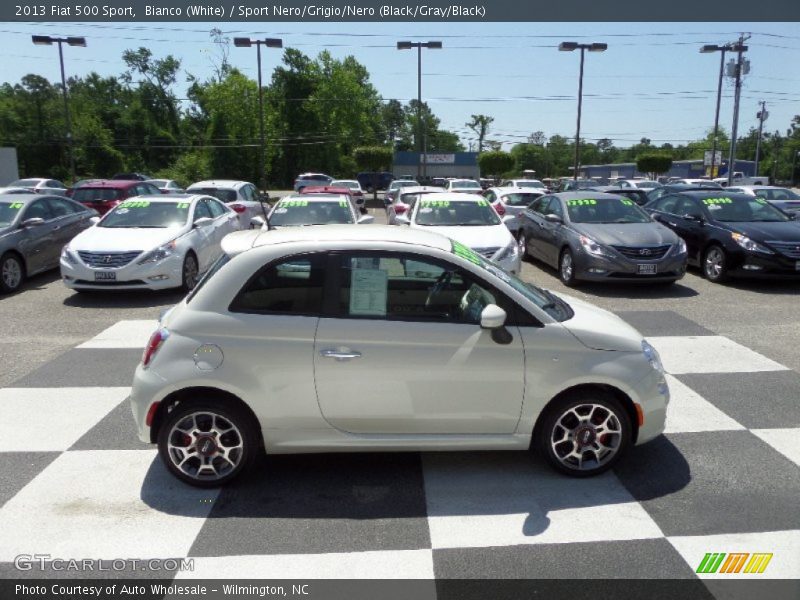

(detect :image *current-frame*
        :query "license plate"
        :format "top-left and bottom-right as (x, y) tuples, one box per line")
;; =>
(94, 271), (116, 281)
(637, 264), (657, 275)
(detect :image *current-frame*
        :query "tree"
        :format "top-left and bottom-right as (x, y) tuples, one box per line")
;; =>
(527, 131), (547, 146)
(466, 114), (494, 153)
(478, 151), (514, 179)
(636, 153), (673, 177)
(353, 145), (393, 200)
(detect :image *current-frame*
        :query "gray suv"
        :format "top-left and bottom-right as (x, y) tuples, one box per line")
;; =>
(293, 173), (333, 192)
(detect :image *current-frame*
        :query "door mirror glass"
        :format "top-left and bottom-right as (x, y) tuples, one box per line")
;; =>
(480, 304), (507, 329)
(544, 213), (562, 224)
(193, 217), (213, 228)
(21, 217), (45, 228)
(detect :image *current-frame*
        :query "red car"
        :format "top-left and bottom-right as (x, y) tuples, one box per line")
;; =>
(69, 180), (162, 215)
(300, 186), (364, 212)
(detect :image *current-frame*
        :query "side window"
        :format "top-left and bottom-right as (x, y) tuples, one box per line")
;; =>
(242, 185), (256, 202)
(193, 200), (213, 220)
(656, 195), (681, 214)
(336, 253), (497, 325)
(206, 199), (227, 218)
(544, 198), (564, 217)
(484, 191), (496, 202)
(230, 254), (325, 314)
(46, 197), (78, 217)
(23, 199), (53, 221)
(676, 198), (703, 218)
(528, 196), (549, 213)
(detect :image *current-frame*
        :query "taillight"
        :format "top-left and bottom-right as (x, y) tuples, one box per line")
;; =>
(230, 203), (247, 214)
(494, 202), (506, 216)
(395, 205), (407, 214)
(142, 328), (169, 367)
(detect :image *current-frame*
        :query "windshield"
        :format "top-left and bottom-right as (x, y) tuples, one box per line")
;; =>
(451, 180), (481, 189)
(391, 181), (418, 190)
(332, 181), (359, 190)
(502, 192), (542, 207)
(72, 188), (123, 203)
(701, 195), (790, 222)
(450, 240), (572, 322)
(10, 179), (39, 187)
(415, 198), (501, 226)
(399, 190), (441, 206)
(269, 198), (354, 226)
(0, 200), (24, 226)
(149, 180), (168, 187)
(755, 188), (800, 201)
(566, 197), (651, 224)
(99, 200), (190, 228)
(190, 188), (237, 203)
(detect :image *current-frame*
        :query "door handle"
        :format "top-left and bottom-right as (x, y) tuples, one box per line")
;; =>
(52, 225), (61, 231)
(667, 221), (677, 227)
(320, 349), (362, 360)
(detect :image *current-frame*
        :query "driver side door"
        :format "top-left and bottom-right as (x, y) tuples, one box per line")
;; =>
(313, 251), (525, 435)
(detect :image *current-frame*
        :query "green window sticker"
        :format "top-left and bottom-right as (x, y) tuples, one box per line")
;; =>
(421, 200), (450, 208)
(754, 198), (767, 205)
(176, 202), (190, 209)
(702, 197), (733, 205)
(121, 200), (151, 208)
(477, 199), (488, 207)
(566, 199), (597, 207)
(339, 200), (348, 207)
(280, 199), (309, 208)
(9, 202), (24, 209)
(620, 199), (634, 206)
(451, 240), (481, 265)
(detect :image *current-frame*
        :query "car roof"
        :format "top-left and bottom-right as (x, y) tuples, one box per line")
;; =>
(396, 186), (446, 194)
(277, 193), (350, 202)
(734, 185), (783, 190)
(300, 186), (352, 194)
(0, 193), (42, 203)
(675, 190), (751, 199)
(554, 191), (633, 200)
(417, 192), (490, 201)
(74, 180), (142, 189)
(188, 180), (249, 189)
(588, 186), (646, 193)
(492, 186), (543, 194)
(223, 224), (452, 256)
(118, 194), (205, 203)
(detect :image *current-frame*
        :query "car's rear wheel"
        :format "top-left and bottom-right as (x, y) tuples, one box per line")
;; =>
(703, 245), (728, 283)
(517, 232), (529, 260)
(181, 252), (199, 291)
(536, 390), (632, 477)
(158, 401), (259, 487)
(0, 252), (24, 294)
(559, 248), (578, 287)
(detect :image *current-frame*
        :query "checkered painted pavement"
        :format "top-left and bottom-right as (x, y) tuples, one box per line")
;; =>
(0, 313), (798, 584)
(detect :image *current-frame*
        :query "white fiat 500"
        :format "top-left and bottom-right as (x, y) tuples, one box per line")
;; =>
(131, 226), (668, 487)
(396, 192), (522, 275)
(61, 194), (240, 291)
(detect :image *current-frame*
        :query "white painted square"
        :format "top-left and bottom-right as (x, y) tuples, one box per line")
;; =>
(0, 450), (219, 561)
(77, 320), (158, 349)
(668, 530), (800, 579)
(751, 429), (800, 467)
(422, 453), (663, 550)
(0, 387), (129, 451)
(176, 550), (436, 579)
(647, 336), (789, 375)
(664, 375), (745, 434)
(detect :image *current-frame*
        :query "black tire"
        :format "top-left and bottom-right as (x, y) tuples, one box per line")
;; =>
(559, 248), (579, 287)
(703, 244), (728, 283)
(0, 252), (25, 294)
(517, 231), (531, 262)
(536, 389), (632, 477)
(181, 252), (199, 291)
(157, 400), (260, 488)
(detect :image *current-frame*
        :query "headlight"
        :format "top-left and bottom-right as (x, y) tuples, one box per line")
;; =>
(579, 235), (612, 257)
(731, 232), (774, 254)
(495, 240), (519, 262)
(642, 340), (664, 373)
(137, 241), (177, 265)
(60, 245), (77, 265)
(672, 238), (687, 256)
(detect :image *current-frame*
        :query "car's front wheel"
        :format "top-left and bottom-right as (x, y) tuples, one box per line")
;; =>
(703, 245), (728, 283)
(559, 248), (578, 287)
(537, 390), (632, 477)
(158, 401), (259, 487)
(0, 252), (24, 294)
(517, 232), (529, 260)
(181, 252), (199, 291)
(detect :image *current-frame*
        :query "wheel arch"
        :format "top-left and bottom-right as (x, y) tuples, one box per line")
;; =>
(531, 383), (640, 447)
(149, 386), (264, 447)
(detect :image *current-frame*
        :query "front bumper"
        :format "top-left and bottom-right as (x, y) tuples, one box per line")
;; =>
(726, 248), (800, 278)
(61, 252), (185, 290)
(632, 366), (669, 445)
(573, 247), (687, 283)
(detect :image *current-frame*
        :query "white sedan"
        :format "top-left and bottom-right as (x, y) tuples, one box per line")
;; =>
(130, 225), (668, 487)
(396, 192), (522, 275)
(61, 194), (240, 291)
(265, 194), (374, 227)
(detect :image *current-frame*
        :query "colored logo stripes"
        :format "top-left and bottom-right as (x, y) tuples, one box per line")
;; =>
(696, 552), (773, 574)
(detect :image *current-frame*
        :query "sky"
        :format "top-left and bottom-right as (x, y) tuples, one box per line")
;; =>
(0, 21), (798, 151)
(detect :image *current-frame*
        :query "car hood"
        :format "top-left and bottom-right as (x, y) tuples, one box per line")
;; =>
(416, 224), (512, 249)
(70, 225), (187, 252)
(723, 220), (800, 241)
(553, 292), (644, 352)
(572, 222), (677, 247)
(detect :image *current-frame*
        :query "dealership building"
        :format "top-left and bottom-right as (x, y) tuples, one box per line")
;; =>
(392, 151), (480, 180)
(576, 158), (757, 180)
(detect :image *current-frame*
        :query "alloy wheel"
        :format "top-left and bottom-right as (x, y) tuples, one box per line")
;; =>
(165, 411), (245, 482)
(549, 403), (623, 472)
(704, 246), (726, 281)
(183, 254), (199, 290)
(560, 251), (574, 284)
(1, 255), (23, 292)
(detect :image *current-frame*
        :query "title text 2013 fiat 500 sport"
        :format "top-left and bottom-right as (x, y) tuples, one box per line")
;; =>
(131, 226), (669, 487)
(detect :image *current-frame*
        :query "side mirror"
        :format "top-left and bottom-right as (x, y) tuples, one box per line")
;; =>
(502, 214), (516, 224)
(394, 215), (410, 226)
(683, 214), (704, 224)
(259, 193), (270, 202)
(89, 216), (100, 225)
(357, 214), (375, 224)
(193, 217), (213, 228)
(249, 216), (266, 229)
(480, 304), (507, 329)
(544, 213), (562, 224)
(21, 217), (45, 228)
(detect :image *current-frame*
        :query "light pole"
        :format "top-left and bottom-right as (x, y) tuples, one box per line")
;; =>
(32, 35), (86, 184)
(792, 150), (800, 187)
(397, 41), (442, 181)
(234, 37), (283, 192)
(726, 35), (750, 186)
(755, 101), (767, 176)
(699, 43), (736, 179)
(559, 41), (607, 181)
